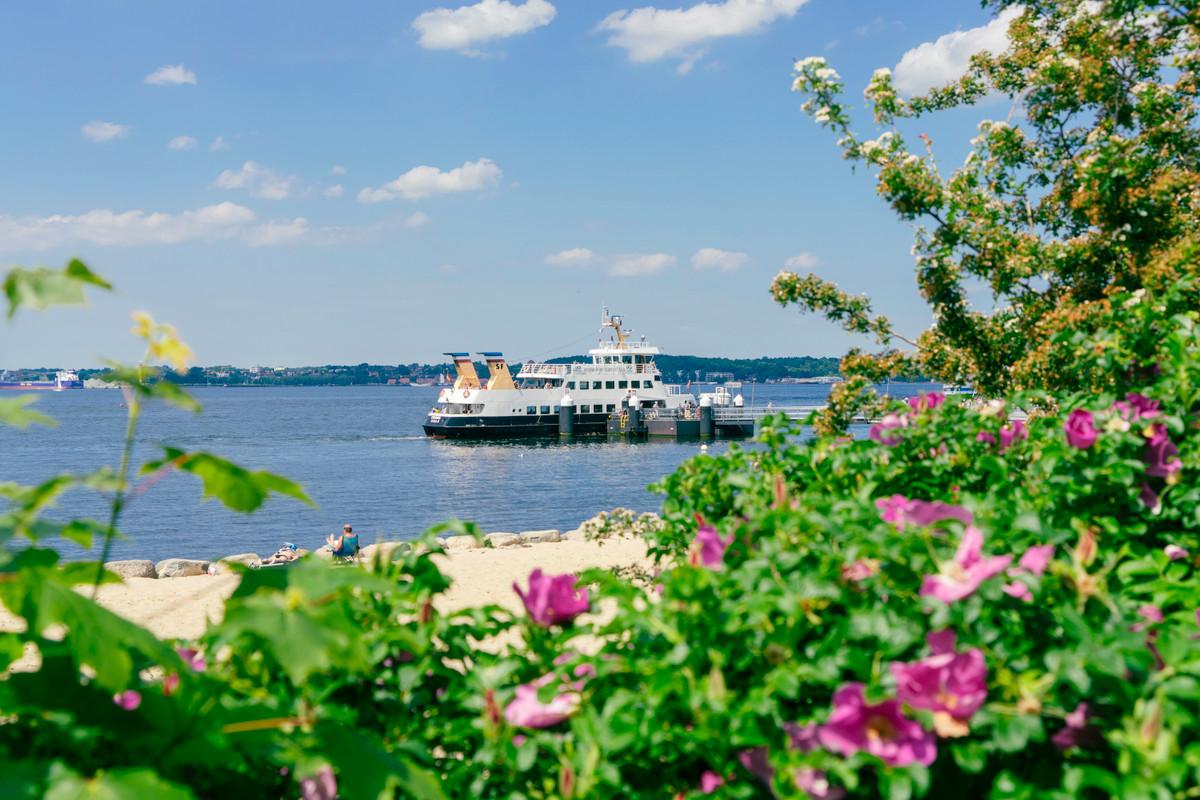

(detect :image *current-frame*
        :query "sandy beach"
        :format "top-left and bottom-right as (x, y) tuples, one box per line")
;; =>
(0, 536), (654, 643)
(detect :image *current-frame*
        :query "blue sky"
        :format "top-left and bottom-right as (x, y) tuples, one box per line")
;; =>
(0, 0), (1013, 369)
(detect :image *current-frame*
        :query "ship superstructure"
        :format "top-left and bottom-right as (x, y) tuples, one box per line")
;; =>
(422, 309), (694, 439)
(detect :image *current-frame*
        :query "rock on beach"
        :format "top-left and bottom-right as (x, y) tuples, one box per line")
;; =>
(155, 558), (211, 579)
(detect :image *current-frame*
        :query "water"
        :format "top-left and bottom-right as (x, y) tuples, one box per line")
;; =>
(0, 382), (937, 563)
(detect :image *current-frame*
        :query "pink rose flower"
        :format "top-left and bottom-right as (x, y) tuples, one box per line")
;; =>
(890, 631), (987, 723)
(999, 420), (1028, 451)
(818, 683), (936, 767)
(920, 526), (1014, 604)
(1064, 409), (1098, 449)
(795, 768), (847, 800)
(690, 524), (735, 568)
(1144, 423), (1182, 479)
(1139, 482), (1161, 513)
(514, 569), (590, 627)
(875, 495), (973, 531)
(300, 765), (337, 800)
(906, 392), (945, 414)
(1003, 544), (1054, 601)
(869, 412), (909, 447)
(1052, 702), (1102, 750)
(737, 747), (773, 787)
(1111, 393), (1162, 421)
(700, 771), (724, 793)
(113, 690), (141, 710)
(1165, 544), (1189, 561)
(504, 675), (580, 729)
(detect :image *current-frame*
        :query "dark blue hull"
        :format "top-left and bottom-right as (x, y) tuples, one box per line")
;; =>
(423, 413), (611, 440)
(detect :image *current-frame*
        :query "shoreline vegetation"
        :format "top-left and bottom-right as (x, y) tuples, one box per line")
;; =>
(5, 354), (846, 387)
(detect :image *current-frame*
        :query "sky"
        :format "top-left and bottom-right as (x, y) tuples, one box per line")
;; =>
(0, 0), (1016, 369)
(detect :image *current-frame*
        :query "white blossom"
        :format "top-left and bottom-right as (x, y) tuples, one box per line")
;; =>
(1061, 56), (1080, 69)
(815, 67), (840, 81)
(872, 67), (892, 80)
(815, 107), (832, 123)
(795, 56), (827, 68)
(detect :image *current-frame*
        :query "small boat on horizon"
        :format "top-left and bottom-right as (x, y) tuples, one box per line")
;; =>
(0, 369), (81, 390)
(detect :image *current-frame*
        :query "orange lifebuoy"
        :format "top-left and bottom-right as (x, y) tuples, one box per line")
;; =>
(463, 389), (471, 398)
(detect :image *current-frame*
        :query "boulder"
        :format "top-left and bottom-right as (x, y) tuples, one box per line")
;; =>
(561, 529), (587, 542)
(520, 529), (562, 544)
(212, 553), (262, 574)
(155, 558), (211, 578)
(313, 547), (334, 560)
(443, 535), (483, 551)
(485, 532), (522, 548)
(104, 559), (157, 579)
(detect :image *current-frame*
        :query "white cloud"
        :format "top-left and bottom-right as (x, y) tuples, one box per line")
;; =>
(212, 161), (299, 200)
(210, 135), (230, 151)
(167, 135), (198, 150)
(0, 202), (255, 250)
(784, 251), (818, 270)
(0, 205), (431, 251)
(244, 218), (310, 247)
(545, 247), (676, 276)
(610, 252), (676, 277)
(438, 263), (461, 274)
(414, 0), (556, 54)
(596, 0), (810, 74)
(323, 184), (345, 198)
(331, 165), (346, 175)
(403, 211), (433, 229)
(81, 120), (131, 142)
(144, 63), (197, 85)
(358, 158), (501, 202)
(545, 247), (598, 267)
(691, 247), (750, 271)
(893, 7), (1021, 95)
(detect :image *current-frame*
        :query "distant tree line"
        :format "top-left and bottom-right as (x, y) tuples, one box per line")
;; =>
(13, 355), (845, 386)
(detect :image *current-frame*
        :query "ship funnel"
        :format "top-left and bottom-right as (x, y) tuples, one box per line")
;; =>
(478, 352), (516, 391)
(444, 352), (482, 390)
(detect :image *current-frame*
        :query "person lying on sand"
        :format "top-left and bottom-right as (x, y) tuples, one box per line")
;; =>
(260, 543), (306, 566)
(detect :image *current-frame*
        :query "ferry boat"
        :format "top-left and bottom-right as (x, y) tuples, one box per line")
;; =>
(423, 309), (695, 439)
(0, 369), (81, 390)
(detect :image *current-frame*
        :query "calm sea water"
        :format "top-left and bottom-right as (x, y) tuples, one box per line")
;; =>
(0, 382), (937, 563)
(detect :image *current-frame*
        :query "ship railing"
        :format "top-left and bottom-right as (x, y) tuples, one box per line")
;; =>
(516, 362), (656, 378)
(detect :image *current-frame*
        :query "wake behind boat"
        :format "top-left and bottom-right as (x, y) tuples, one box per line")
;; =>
(422, 309), (696, 440)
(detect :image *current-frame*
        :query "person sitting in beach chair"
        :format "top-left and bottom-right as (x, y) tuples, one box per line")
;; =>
(324, 524), (360, 560)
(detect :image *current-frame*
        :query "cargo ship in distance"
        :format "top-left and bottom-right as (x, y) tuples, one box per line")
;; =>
(0, 369), (81, 390)
(423, 309), (696, 439)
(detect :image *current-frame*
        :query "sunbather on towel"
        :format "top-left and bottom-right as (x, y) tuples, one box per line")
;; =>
(260, 543), (304, 566)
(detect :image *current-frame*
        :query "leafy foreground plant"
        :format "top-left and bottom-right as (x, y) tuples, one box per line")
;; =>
(2, 271), (1199, 798)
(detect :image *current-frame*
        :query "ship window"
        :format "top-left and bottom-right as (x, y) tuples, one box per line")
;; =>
(644, 378), (654, 386)
(553, 406), (560, 413)
(580, 405), (589, 413)
(618, 381), (628, 389)
(605, 380), (615, 389)
(567, 382), (575, 390)
(540, 406), (550, 414)
(606, 404), (616, 412)
(579, 381), (589, 390)
(527, 406), (536, 414)
(622, 356), (632, 364)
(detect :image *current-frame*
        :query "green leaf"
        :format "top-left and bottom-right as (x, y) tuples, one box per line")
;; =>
(100, 365), (201, 413)
(143, 448), (311, 513)
(0, 395), (56, 429)
(43, 763), (196, 800)
(4, 260), (111, 320)
(317, 721), (449, 800)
